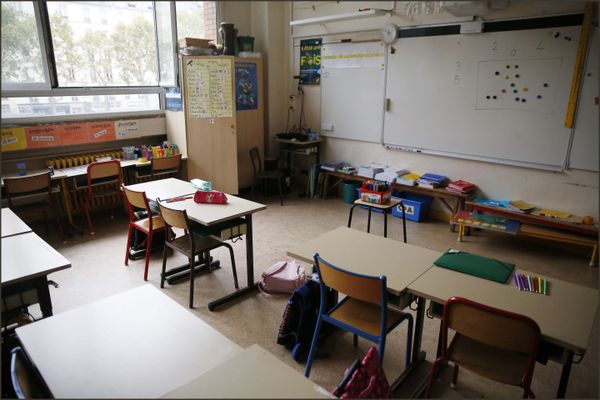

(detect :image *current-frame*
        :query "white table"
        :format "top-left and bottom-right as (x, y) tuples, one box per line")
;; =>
(124, 178), (267, 311)
(16, 285), (242, 398)
(2, 232), (71, 318)
(1, 207), (32, 238)
(163, 344), (332, 398)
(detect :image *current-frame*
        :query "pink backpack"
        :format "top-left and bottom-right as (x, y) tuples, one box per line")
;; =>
(259, 257), (306, 295)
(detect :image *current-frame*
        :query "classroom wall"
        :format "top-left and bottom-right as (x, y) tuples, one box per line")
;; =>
(287, 1), (599, 220)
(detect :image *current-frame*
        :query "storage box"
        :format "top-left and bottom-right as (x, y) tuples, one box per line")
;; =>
(356, 188), (384, 213)
(178, 37), (212, 48)
(392, 192), (432, 222)
(359, 188), (391, 205)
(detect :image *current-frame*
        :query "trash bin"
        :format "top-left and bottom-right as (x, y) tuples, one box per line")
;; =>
(342, 181), (361, 204)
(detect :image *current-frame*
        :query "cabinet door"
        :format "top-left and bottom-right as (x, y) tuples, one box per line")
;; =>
(182, 56), (238, 194)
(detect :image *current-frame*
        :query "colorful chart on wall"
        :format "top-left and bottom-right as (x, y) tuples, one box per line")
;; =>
(1, 128), (27, 151)
(300, 38), (322, 85)
(88, 121), (116, 142)
(185, 58), (233, 118)
(59, 123), (89, 145)
(26, 125), (60, 148)
(235, 62), (258, 111)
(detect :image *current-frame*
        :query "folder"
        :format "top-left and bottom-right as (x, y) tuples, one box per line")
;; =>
(434, 250), (515, 283)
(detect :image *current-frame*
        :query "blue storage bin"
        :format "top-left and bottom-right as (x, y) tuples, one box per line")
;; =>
(356, 188), (384, 213)
(391, 192), (432, 222)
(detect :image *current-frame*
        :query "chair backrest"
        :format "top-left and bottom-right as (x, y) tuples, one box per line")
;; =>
(442, 297), (541, 356)
(249, 146), (262, 175)
(10, 346), (50, 399)
(122, 185), (151, 222)
(313, 253), (385, 306)
(151, 154), (182, 175)
(157, 201), (190, 231)
(3, 172), (53, 208)
(87, 160), (122, 181)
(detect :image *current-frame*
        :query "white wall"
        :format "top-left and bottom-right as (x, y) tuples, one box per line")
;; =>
(287, 1), (599, 220)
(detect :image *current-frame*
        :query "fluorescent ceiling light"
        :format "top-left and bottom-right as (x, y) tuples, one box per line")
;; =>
(290, 9), (387, 27)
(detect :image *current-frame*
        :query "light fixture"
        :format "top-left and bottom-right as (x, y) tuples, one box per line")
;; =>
(290, 9), (388, 27)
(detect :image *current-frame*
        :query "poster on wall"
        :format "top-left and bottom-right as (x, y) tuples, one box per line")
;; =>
(59, 123), (89, 145)
(185, 58), (233, 118)
(165, 87), (183, 112)
(26, 125), (60, 148)
(299, 38), (322, 85)
(88, 121), (116, 142)
(116, 120), (140, 139)
(1, 127), (27, 151)
(235, 62), (258, 111)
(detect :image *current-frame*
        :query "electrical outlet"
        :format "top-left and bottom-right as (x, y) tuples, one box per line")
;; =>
(289, 95), (297, 111)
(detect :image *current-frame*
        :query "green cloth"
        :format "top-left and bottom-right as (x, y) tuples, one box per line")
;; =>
(434, 250), (515, 283)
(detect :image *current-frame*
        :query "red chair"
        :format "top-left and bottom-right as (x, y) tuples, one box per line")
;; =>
(122, 185), (165, 281)
(82, 160), (123, 235)
(426, 296), (541, 398)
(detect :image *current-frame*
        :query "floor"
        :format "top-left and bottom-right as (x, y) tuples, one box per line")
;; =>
(6, 191), (599, 398)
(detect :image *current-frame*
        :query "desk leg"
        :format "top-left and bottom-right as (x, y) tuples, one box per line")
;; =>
(401, 201), (407, 243)
(322, 173), (330, 199)
(60, 177), (83, 235)
(384, 210), (388, 238)
(557, 351), (574, 398)
(347, 204), (357, 228)
(367, 207), (372, 233)
(208, 214), (258, 311)
(413, 297), (426, 363)
(36, 277), (53, 318)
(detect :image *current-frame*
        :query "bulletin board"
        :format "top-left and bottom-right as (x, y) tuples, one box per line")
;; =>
(383, 24), (589, 171)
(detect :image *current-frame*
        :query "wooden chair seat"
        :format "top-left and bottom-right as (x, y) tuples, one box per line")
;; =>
(330, 297), (408, 337)
(165, 234), (225, 257)
(448, 334), (530, 386)
(133, 215), (165, 232)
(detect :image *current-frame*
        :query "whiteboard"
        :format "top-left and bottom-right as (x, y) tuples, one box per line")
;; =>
(569, 27), (599, 171)
(320, 42), (385, 143)
(383, 25), (582, 170)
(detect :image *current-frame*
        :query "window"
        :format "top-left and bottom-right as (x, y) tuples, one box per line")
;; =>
(1, 1), (50, 90)
(1, 1), (217, 121)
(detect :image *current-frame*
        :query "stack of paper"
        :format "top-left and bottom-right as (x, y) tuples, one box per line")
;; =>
(396, 173), (420, 186)
(417, 173), (448, 189)
(320, 162), (340, 172)
(508, 200), (536, 213)
(446, 180), (476, 194)
(357, 164), (385, 179)
(374, 168), (409, 184)
(336, 164), (357, 175)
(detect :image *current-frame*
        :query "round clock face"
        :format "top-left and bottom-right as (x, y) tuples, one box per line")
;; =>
(382, 23), (398, 45)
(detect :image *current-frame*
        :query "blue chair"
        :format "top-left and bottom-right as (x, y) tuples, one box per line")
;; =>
(10, 346), (50, 399)
(304, 253), (413, 378)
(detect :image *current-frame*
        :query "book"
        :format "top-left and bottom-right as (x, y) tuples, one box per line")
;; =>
(417, 173), (448, 188)
(396, 173), (420, 186)
(320, 162), (340, 172)
(508, 200), (536, 213)
(446, 179), (475, 193)
(538, 208), (571, 219)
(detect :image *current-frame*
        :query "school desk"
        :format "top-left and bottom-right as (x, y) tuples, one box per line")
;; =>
(1, 232), (71, 321)
(162, 344), (331, 398)
(273, 137), (324, 197)
(407, 265), (599, 398)
(124, 178), (267, 310)
(1, 207), (32, 238)
(15, 285), (242, 398)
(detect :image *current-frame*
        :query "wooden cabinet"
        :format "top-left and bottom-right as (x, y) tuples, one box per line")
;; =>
(180, 56), (264, 194)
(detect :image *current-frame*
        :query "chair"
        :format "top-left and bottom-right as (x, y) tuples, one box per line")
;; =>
(82, 160), (124, 235)
(249, 146), (284, 206)
(304, 253), (413, 378)
(122, 185), (166, 281)
(426, 296), (541, 398)
(157, 201), (239, 308)
(132, 154), (182, 183)
(3, 171), (66, 243)
(10, 346), (51, 399)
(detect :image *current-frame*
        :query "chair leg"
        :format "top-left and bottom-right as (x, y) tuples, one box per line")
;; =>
(353, 334), (358, 347)
(304, 315), (324, 378)
(188, 256), (195, 308)
(404, 313), (414, 369)
(426, 358), (444, 398)
(49, 200), (67, 243)
(143, 230), (152, 281)
(223, 243), (239, 289)
(206, 250), (212, 273)
(160, 243), (168, 289)
(124, 225), (134, 266)
(451, 364), (459, 387)
(83, 197), (94, 235)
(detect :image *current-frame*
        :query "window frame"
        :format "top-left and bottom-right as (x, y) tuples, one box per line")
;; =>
(1, 1), (218, 124)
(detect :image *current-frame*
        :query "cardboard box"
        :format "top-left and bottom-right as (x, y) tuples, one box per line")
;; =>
(178, 37), (212, 48)
(359, 188), (391, 205)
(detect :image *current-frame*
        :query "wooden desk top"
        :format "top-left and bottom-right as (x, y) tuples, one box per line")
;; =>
(407, 266), (599, 353)
(1, 232), (71, 285)
(287, 227), (440, 295)
(163, 344), (332, 398)
(1, 208), (32, 238)
(354, 198), (401, 210)
(16, 285), (242, 398)
(1, 169), (67, 185)
(272, 138), (324, 146)
(125, 178), (197, 201)
(162, 195), (266, 226)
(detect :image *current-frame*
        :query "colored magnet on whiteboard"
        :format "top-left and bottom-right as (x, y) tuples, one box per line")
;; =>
(521, 98), (526, 103)
(515, 97), (520, 101)
(486, 95), (490, 99)
(495, 71), (499, 75)
(515, 74), (520, 78)
(506, 65), (510, 68)
(537, 95), (542, 99)
(505, 75), (509, 79)
(513, 89), (518, 93)
(510, 83), (515, 87)
(492, 95), (497, 99)
(543, 83), (549, 87)
(501, 89), (506, 93)
(523, 87), (528, 92)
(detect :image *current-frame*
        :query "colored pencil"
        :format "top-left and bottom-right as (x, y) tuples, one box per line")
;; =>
(538, 276), (542, 294)
(543, 278), (547, 295)
(513, 272), (519, 289)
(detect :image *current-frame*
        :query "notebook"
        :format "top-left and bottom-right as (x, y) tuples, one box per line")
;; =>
(434, 249), (515, 283)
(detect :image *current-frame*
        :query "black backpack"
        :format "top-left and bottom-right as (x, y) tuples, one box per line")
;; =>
(277, 279), (336, 362)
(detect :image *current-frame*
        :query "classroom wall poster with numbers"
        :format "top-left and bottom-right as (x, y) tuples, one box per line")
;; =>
(185, 58), (233, 118)
(300, 38), (322, 85)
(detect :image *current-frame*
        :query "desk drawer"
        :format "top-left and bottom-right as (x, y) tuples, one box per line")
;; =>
(388, 291), (414, 311)
(218, 222), (247, 241)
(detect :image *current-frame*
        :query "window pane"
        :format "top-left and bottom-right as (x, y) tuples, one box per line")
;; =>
(1, 1), (48, 88)
(47, 1), (158, 87)
(1, 94), (160, 119)
(176, 2), (217, 41)
(155, 1), (175, 86)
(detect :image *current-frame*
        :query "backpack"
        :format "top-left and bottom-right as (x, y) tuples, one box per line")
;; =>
(276, 279), (336, 363)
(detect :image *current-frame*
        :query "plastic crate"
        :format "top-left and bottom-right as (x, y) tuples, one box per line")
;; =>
(392, 192), (432, 222)
(356, 188), (384, 213)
